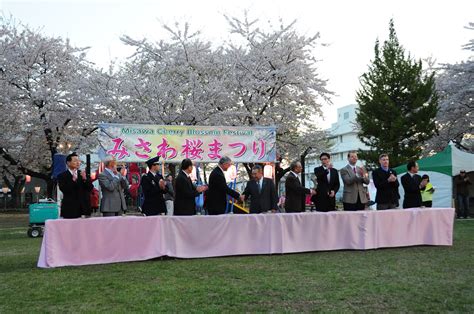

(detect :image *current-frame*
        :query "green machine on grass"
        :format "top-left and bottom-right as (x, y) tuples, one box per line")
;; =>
(28, 200), (59, 238)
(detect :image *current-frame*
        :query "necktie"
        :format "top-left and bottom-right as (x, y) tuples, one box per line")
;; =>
(72, 171), (77, 182)
(353, 167), (356, 174)
(259, 180), (262, 193)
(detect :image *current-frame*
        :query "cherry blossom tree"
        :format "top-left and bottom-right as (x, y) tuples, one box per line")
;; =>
(0, 13), (333, 198)
(425, 23), (473, 153)
(117, 22), (231, 126)
(223, 13), (332, 160)
(0, 18), (104, 197)
(116, 15), (332, 178)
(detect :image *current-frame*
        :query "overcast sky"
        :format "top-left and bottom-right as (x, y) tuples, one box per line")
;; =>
(1, 0), (472, 128)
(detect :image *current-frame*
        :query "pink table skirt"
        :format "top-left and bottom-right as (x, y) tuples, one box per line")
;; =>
(37, 208), (455, 268)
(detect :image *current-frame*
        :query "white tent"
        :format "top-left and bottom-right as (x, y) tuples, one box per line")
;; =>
(393, 142), (474, 208)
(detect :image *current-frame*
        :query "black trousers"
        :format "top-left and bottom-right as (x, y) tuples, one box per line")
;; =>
(422, 201), (432, 208)
(343, 194), (365, 211)
(315, 196), (336, 212)
(102, 212), (119, 217)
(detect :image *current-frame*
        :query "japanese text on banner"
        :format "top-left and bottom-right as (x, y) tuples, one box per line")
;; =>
(98, 124), (277, 163)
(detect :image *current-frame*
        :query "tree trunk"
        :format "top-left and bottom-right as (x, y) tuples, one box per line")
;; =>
(12, 177), (24, 208)
(45, 178), (55, 199)
(275, 164), (290, 188)
(300, 147), (313, 187)
(2, 175), (25, 208)
(243, 163), (254, 179)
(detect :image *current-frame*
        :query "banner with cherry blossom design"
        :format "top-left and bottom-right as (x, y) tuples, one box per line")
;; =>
(98, 123), (277, 163)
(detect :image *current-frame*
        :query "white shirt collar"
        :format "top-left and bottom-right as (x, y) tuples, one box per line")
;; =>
(182, 170), (191, 178)
(68, 168), (77, 176)
(105, 168), (118, 177)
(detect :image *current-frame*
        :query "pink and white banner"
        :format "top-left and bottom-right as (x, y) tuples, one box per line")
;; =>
(98, 123), (277, 163)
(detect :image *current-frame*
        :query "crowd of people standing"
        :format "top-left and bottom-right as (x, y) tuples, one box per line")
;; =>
(57, 151), (471, 219)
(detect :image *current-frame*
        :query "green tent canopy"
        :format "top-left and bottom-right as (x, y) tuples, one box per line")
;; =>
(394, 145), (452, 176)
(394, 142), (473, 176)
(392, 142), (474, 208)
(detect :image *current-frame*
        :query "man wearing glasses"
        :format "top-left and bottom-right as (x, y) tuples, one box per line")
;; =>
(313, 153), (340, 212)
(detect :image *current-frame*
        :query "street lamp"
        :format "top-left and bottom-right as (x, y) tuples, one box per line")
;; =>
(264, 164), (274, 179)
(58, 142), (72, 153)
(227, 165), (237, 181)
(2, 187), (9, 210)
(34, 186), (41, 203)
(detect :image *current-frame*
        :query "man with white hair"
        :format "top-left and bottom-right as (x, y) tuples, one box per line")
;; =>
(285, 160), (313, 212)
(98, 155), (130, 217)
(205, 156), (240, 215)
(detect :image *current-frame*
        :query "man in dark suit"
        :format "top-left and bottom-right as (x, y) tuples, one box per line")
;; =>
(401, 160), (425, 208)
(140, 156), (168, 216)
(314, 153), (340, 212)
(372, 153), (400, 210)
(204, 156), (240, 215)
(174, 158), (208, 215)
(285, 161), (314, 213)
(240, 165), (278, 214)
(57, 152), (94, 219)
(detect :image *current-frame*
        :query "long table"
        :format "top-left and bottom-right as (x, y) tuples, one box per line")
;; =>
(37, 208), (455, 268)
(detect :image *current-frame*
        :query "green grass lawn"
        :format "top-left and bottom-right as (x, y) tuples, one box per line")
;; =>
(0, 213), (473, 312)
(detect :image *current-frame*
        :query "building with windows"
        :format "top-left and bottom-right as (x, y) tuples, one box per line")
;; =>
(303, 104), (370, 189)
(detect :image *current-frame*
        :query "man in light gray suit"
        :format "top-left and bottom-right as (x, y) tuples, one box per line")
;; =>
(340, 151), (370, 211)
(98, 156), (130, 217)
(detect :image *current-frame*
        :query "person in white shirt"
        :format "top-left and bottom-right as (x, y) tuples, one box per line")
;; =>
(285, 161), (314, 212)
(57, 152), (93, 219)
(313, 153), (340, 212)
(174, 158), (208, 215)
(241, 165), (278, 213)
(400, 161), (425, 208)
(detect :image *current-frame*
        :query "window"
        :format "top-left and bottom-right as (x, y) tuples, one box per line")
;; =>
(344, 112), (349, 119)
